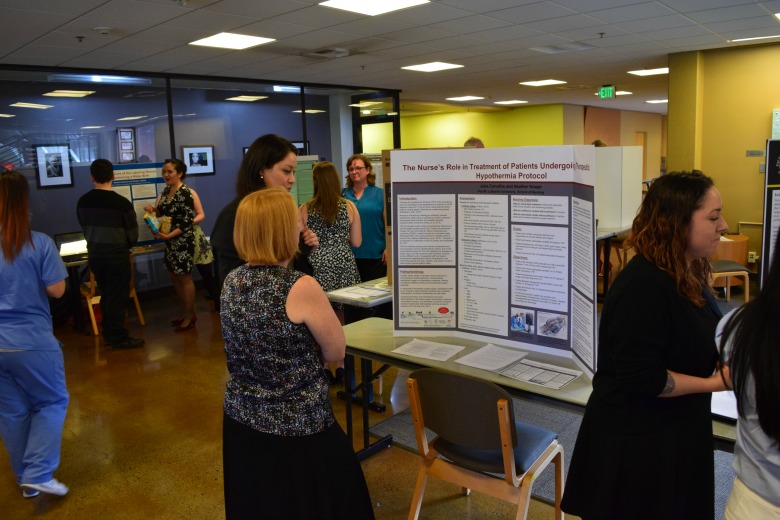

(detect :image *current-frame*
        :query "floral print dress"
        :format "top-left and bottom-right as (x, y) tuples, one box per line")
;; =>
(305, 200), (361, 311)
(157, 183), (195, 274)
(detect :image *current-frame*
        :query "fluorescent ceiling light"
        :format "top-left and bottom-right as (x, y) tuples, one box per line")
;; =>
(0, 113), (15, 118)
(593, 91), (633, 96)
(273, 85), (301, 93)
(362, 110), (372, 115)
(730, 34), (780, 42)
(519, 79), (567, 87)
(48, 74), (152, 85)
(349, 101), (382, 107)
(628, 67), (668, 76)
(226, 95), (268, 102)
(446, 96), (484, 102)
(189, 32), (275, 50)
(494, 100), (528, 105)
(319, 0), (429, 16)
(646, 99), (668, 104)
(43, 90), (95, 98)
(402, 62), (462, 72)
(10, 102), (52, 109)
(117, 115), (147, 121)
(81, 126), (104, 129)
(293, 109), (326, 113)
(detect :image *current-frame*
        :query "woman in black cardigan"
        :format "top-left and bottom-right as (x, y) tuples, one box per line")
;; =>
(562, 171), (731, 520)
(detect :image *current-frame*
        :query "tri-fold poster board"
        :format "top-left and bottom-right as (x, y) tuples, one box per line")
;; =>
(389, 146), (598, 376)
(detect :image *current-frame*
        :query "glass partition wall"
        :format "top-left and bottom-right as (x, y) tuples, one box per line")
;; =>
(0, 66), (399, 238)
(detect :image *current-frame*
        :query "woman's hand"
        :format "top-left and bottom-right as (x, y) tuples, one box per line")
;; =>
(155, 231), (171, 241)
(144, 205), (155, 213)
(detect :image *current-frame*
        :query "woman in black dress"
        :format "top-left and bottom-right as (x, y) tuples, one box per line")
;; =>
(562, 171), (731, 519)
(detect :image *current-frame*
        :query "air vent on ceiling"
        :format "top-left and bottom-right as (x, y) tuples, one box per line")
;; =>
(555, 84), (593, 90)
(304, 48), (351, 59)
(530, 42), (594, 55)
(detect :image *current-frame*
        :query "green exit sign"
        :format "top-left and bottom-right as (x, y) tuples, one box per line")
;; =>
(599, 85), (615, 99)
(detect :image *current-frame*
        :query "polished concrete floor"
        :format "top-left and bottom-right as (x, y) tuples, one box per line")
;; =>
(1, 286), (567, 519)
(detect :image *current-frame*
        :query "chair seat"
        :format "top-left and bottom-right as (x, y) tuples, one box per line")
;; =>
(711, 259), (749, 273)
(434, 421), (558, 474)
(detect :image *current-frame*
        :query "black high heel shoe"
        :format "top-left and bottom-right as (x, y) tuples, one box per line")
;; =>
(174, 315), (197, 332)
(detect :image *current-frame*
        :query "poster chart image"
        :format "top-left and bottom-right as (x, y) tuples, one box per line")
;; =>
(391, 146), (598, 375)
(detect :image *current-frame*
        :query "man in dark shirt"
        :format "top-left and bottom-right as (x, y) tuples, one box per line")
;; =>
(76, 159), (144, 349)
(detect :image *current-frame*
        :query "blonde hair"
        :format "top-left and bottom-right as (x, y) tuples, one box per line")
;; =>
(307, 161), (343, 225)
(234, 187), (299, 264)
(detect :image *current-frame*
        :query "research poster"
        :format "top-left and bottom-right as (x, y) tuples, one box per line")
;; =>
(113, 162), (164, 245)
(764, 140), (780, 280)
(391, 146), (597, 373)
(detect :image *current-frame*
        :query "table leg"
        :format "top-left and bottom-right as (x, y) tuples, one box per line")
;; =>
(341, 354), (393, 460)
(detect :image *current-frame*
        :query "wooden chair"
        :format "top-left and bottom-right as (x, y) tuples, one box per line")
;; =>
(406, 368), (564, 520)
(80, 257), (145, 336)
(611, 232), (631, 271)
(710, 259), (750, 302)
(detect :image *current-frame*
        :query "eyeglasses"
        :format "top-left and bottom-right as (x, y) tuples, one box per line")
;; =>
(348, 166), (366, 173)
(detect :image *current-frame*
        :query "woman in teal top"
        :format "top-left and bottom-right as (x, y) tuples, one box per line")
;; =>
(342, 153), (386, 283)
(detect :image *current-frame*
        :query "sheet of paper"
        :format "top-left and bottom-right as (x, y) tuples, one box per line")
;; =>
(711, 390), (737, 420)
(329, 285), (391, 298)
(455, 344), (527, 371)
(392, 338), (465, 361)
(500, 359), (582, 390)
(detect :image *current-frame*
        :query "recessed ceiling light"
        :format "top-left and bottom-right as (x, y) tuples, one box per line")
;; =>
(319, 0), (429, 16)
(81, 126), (104, 129)
(10, 102), (53, 109)
(402, 62), (463, 72)
(446, 96), (484, 102)
(0, 113), (15, 117)
(628, 67), (668, 76)
(293, 109), (326, 114)
(646, 99), (668, 104)
(225, 95), (268, 102)
(43, 90), (95, 98)
(494, 100), (528, 105)
(593, 91), (633, 96)
(730, 34), (780, 42)
(116, 115), (147, 121)
(273, 86), (301, 93)
(190, 32), (275, 50)
(519, 79), (567, 87)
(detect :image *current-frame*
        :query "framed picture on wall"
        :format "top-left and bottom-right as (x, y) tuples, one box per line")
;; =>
(182, 145), (215, 175)
(117, 128), (136, 163)
(291, 141), (309, 155)
(34, 144), (73, 189)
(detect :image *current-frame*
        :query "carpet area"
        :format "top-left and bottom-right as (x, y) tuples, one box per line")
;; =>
(369, 398), (735, 519)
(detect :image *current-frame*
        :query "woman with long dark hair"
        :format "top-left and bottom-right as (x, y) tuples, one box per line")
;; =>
(211, 134), (318, 283)
(562, 171), (731, 519)
(0, 170), (69, 498)
(717, 227), (780, 518)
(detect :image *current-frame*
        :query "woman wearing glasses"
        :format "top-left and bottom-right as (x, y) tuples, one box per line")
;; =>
(342, 154), (386, 286)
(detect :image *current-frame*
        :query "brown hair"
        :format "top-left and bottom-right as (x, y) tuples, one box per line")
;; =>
(234, 187), (299, 264)
(307, 161), (343, 225)
(164, 158), (187, 180)
(345, 153), (375, 188)
(0, 170), (33, 262)
(627, 171), (714, 306)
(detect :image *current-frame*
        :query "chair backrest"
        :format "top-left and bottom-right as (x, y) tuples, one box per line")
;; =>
(410, 368), (516, 450)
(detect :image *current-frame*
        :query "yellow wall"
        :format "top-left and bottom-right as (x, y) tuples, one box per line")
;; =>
(620, 110), (664, 181)
(669, 44), (780, 256)
(400, 104), (566, 148)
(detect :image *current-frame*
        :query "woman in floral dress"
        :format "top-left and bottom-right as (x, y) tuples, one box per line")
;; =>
(300, 161), (361, 383)
(145, 158), (197, 331)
